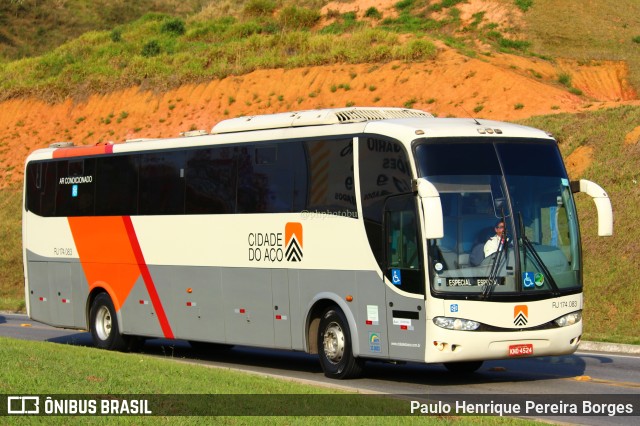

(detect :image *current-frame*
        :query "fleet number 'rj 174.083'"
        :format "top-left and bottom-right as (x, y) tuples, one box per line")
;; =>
(23, 107), (612, 379)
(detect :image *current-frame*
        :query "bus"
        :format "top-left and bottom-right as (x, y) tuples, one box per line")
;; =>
(23, 107), (613, 379)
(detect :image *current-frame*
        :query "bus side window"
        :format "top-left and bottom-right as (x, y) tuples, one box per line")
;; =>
(185, 147), (237, 214)
(387, 210), (419, 270)
(26, 162), (55, 216)
(237, 143), (295, 213)
(359, 136), (412, 271)
(95, 155), (139, 216)
(139, 151), (185, 215)
(63, 158), (95, 216)
(304, 139), (356, 215)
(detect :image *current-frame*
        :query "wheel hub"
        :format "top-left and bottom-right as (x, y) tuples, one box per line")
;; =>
(322, 321), (345, 364)
(95, 305), (112, 341)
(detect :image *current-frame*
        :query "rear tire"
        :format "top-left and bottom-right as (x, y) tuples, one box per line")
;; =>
(443, 360), (483, 374)
(317, 307), (363, 379)
(89, 293), (131, 351)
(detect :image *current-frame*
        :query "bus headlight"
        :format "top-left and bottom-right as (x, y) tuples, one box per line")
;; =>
(433, 317), (480, 331)
(554, 311), (582, 327)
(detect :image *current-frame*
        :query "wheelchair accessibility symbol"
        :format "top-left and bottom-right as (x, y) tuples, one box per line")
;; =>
(523, 272), (535, 288)
(391, 268), (402, 286)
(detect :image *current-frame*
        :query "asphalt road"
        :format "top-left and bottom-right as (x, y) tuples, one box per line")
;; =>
(1, 312), (638, 424)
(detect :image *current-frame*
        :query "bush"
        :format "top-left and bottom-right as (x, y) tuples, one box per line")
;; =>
(161, 18), (186, 36)
(364, 7), (382, 20)
(243, 0), (277, 17)
(498, 37), (530, 51)
(395, 39), (437, 61)
(558, 72), (571, 87)
(141, 40), (161, 57)
(569, 87), (583, 96)
(278, 6), (320, 30)
(515, 0), (534, 12)
(396, 0), (415, 12)
(110, 28), (122, 43)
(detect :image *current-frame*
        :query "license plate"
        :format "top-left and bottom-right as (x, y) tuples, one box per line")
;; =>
(508, 343), (534, 357)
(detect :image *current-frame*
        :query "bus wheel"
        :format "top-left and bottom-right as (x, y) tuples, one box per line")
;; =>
(89, 293), (130, 351)
(443, 360), (483, 374)
(317, 307), (363, 379)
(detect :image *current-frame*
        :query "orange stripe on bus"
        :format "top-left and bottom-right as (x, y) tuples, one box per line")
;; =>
(122, 216), (174, 339)
(67, 216), (140, 312)
(53, 144), (114, 159)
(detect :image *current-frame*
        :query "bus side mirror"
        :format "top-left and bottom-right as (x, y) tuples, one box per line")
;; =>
(414, 178), (444, 239)
(571, 179), (613, 237)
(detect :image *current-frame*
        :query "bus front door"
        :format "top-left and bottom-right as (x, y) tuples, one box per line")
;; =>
(383, 194), (427, 362)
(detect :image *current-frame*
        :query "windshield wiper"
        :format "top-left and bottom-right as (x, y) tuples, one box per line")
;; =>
(517, 213), (560, 295)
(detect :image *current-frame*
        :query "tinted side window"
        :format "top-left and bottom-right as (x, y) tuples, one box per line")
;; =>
(53, 160), (70, 216)
(304, 138), (356, 216)
(95, 155), (139, 216)
(26, 161), (57, 217)
(359, 136), (413, 268)
(55, 158), (96, 216)
(185, 147), (237, 214)
(237, 144), (296, 213)
(384, 195), (424, 295)
(139, 151), (185, 215)
(291, 142), (308, 212)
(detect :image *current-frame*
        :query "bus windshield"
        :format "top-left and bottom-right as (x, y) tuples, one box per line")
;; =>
(415, 138), (581, 298)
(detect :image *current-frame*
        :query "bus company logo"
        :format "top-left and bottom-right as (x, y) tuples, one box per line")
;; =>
(513, 305), (528, 326)
(247, 222), (303, 263)
(284, 222), (303, 262)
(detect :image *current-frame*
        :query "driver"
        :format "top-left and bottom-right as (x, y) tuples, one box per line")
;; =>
(484, 220), (506, 258)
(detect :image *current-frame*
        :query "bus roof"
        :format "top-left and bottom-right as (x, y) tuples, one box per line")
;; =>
(210, 107), (433, 134)
(364, 116), (553, 140)
(25, 108), (553, 163)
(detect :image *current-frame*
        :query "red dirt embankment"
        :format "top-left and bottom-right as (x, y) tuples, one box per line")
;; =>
(0, 46), (637, 188)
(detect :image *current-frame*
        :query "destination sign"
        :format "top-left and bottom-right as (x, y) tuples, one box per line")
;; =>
(446, 277), (505, 287)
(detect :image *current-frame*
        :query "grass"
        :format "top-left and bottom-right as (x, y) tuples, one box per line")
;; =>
(521, 0), (640, 91)
(0, 0), (545, 103)
(1, 0), (638, 104)
(0, 0), (205, 61)
(0, 337), (536, 424)
(0, 13), (437, 103)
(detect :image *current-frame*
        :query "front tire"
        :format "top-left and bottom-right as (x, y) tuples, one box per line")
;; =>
(89, 293), (131, 351)
(317, 307), (363, 379)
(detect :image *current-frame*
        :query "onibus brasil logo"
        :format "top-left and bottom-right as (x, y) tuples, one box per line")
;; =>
(248, 222), (303, 262)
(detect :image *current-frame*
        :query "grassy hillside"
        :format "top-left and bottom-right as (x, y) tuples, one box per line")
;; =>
(1, 0), (639, 102)
(521, 0), (640, 90)
(0, 0), (207, 61)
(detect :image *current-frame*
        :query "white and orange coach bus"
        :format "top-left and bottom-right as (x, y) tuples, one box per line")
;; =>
(23, 107), (612, 379)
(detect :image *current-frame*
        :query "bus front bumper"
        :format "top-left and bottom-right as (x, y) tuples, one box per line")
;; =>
(424, 321), (582, 364)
